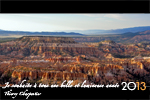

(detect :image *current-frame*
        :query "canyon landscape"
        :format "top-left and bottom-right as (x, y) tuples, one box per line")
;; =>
(0, 14), (150, 100)
(0, 33), (150, 87)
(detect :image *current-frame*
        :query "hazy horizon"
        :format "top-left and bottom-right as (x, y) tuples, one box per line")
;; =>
(0, 14), (150, 33)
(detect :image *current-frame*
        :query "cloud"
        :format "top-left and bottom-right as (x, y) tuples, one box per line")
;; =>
(76, 14), (125, 20)
(104, 14), (124, 20)
(75, 14), (105, 17)
(82, 14), (105, 17)
(12, 14), (33, 17)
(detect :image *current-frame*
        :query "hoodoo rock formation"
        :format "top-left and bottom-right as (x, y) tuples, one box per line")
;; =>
(9, 66), (88, 85)
(1, 36), (150, 86)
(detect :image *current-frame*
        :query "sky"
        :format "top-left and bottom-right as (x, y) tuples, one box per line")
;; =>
(0, 14), (150, 32)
